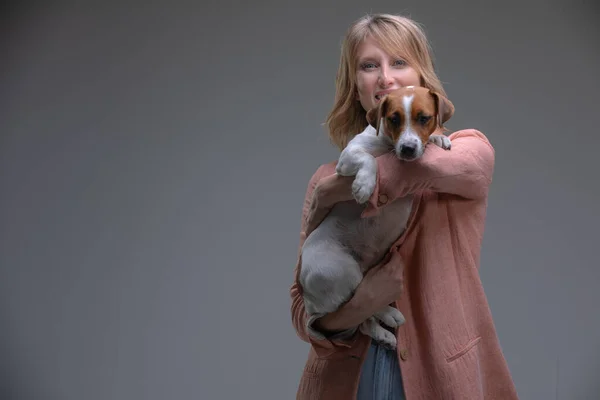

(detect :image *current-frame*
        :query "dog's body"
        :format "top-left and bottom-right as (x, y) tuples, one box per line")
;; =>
(299, 87), (454, 348)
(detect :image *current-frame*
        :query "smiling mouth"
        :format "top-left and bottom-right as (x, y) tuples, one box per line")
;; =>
(376, 87), (407, 101)
(375, 92), (393, 101)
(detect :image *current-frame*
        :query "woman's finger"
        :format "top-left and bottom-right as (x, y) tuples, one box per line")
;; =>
(305, 203), (331, 236)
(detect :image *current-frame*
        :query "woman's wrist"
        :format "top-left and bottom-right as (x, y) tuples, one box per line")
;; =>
(333, 174), (355, 203)
(312, 291), (371, 333)
(314, 174), (354, 209)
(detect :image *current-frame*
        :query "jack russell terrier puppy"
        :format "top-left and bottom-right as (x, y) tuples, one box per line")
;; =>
(300, 86), (454, 349)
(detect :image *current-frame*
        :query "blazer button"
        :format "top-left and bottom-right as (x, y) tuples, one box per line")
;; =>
(399, 349), (409, 361)
(378, 194), (388, 205)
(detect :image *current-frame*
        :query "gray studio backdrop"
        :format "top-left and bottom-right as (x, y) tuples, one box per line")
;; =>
(1, 1), (599, 399)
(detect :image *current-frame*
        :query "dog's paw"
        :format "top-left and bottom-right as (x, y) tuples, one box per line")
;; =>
(373, 328), (398, 349)
(374, 306), (405, 328)
(359, 319), (398, 349)
(335, 159), (357, 177)
(352, 172), (376, 204)
(428, 134), (451, 150)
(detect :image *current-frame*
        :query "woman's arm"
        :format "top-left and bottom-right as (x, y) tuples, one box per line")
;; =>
(290, 164), (408, 356)
(361, 129), (495, 217)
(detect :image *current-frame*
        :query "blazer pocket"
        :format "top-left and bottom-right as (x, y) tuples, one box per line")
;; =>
(445, 336), (481, 363)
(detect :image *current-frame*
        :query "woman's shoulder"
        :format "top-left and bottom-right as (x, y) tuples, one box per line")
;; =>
(311, 160), (338, 180)
(447, 128), (495, 155)
(447, 128), (492, 144)
(303, 161), (337, 191)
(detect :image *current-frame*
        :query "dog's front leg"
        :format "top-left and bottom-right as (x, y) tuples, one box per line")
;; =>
(336, 149), (377, 204)
(336, 130), (391, 175)
(335, 143), (366, 177)
(428, 134), (452, 150)
(336, 131), (392, 204)
(351, 154), (378, 204)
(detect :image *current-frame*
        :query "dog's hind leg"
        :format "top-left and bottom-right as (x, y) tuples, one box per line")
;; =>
(299, 247), (363, 318)
(372, 306), (405, 329)
(359, 317), (398, 349)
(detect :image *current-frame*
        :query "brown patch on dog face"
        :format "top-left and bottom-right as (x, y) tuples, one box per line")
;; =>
(366, 96), (399, 140)
(367, 87), (454, 145)
(372, 95), (406, 142)
(410, 88), (439, 144)
(384, 97), (406, 142)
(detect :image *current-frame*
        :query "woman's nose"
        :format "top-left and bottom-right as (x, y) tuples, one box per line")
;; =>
(378, 68), (393, 87)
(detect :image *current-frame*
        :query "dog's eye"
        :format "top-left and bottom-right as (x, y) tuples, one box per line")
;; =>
(389, 113), (401, 126)
(417, 115), (432, 125)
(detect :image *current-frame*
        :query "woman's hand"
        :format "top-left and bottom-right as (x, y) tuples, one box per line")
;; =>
(354, 248), (405, 311)
(304, 173), (354, 236)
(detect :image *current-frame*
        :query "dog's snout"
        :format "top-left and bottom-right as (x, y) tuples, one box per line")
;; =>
(400, 143), (417, 158)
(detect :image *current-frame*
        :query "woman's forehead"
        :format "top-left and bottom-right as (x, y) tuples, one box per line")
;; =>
(355, 35), (408, 60)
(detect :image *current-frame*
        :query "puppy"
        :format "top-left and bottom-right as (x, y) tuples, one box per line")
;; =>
(299, 86), (454, 349)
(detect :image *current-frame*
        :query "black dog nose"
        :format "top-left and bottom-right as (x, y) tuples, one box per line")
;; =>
(400, 143), (417, 158)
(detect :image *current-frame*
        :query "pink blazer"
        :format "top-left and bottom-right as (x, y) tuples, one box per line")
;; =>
(290, 129), (519, 399)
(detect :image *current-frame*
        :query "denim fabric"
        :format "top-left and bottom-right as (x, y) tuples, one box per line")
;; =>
(356, 341), (406, 400)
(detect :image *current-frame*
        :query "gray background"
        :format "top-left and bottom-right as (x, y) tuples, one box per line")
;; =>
(1, 1), (599, 399)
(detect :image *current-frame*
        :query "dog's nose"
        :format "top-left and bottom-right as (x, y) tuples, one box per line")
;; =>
(400, 143), (417, 158)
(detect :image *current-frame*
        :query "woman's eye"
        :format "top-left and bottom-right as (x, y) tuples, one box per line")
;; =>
(360, 62), (377, 70)
(393, 59), (406, 67)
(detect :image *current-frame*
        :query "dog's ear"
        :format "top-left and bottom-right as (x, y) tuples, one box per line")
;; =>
(429, 90), (454, 128)
(366, 97), (389, 135)
(366, 107), (379, 128)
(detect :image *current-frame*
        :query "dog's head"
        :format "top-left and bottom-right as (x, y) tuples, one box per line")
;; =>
(366, 86), (454, 161)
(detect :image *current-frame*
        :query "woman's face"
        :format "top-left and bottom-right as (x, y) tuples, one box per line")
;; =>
(354, 35), (421, 113)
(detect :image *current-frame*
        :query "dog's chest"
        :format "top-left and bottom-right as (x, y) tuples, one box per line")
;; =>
(357, 196), (413, 242)
(330, 196), (414, 269)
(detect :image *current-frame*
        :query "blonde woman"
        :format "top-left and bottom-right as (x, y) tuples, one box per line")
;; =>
(290, 13), (519, 400)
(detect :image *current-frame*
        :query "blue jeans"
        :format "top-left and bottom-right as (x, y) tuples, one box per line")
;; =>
(357, 341), (406, 400)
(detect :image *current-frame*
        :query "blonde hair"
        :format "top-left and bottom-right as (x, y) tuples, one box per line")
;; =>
(325, 13), (447, 150)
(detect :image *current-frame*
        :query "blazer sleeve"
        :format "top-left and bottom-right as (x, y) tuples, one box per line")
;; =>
(289, 164), (361, 357)
(362, 129), (495, 218)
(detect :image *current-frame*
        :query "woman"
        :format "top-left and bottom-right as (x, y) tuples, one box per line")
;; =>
(290, 13), (519, 400)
